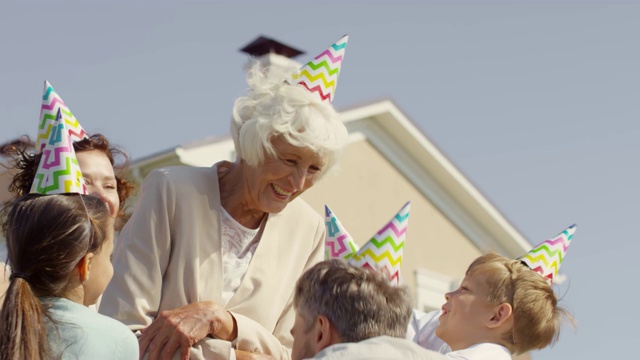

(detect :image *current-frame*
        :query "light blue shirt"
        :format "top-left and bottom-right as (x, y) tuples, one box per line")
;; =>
(44, 297), (138, 359)
(309, 336), (450, 360)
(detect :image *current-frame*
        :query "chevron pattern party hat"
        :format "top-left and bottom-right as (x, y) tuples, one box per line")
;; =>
(325, 205), (359, 261)
(30, 109), (87, 195)
(289, 35), (349, 103)
(36, 81), (88, 152)
(325, 202), (410, 285)
(519, 224), (576, 285)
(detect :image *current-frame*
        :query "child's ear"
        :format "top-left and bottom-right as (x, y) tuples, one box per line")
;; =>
(76, 253), (95, 282)
(315, 315), (337, 353)
(487, 303), (513, 329)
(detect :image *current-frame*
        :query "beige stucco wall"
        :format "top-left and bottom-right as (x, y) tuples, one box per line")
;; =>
(0, 170), (13, 204)
(301, 138), (482, 303)
(0, 169), (14, 244)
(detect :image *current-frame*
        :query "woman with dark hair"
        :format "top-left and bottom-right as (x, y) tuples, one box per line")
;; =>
(1, 86), (136, 308)
(6, 133), (135, 225)
(0, 194), (138, 360)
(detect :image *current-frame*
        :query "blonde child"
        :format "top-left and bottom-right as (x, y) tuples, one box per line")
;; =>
(411, 226), (575, 359)
(434, 252), (573, 359)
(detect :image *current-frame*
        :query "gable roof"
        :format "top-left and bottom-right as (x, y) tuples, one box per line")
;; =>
(339, 99), (530, 258)
(130, 99), (531, 257)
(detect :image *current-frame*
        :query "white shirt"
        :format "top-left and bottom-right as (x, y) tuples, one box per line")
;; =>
(220, 207), (262, 306)
(406, 309), (450, 353)
(446, 343), (511, 360)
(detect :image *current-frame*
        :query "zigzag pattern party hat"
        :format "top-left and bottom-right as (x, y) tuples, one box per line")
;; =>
(30, 109), (87, 195)
(36, 81), (88, 152)
(289, 35), (349, 103)
(325, 202), (410, 285)
(519, 224), (576, 285)
(325, 205), (359, 261)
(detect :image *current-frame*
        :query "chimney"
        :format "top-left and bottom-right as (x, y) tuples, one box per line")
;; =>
(240, 36), (305, 72)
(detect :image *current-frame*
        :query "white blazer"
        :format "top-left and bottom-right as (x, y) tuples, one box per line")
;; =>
(100, 165), (325, 359)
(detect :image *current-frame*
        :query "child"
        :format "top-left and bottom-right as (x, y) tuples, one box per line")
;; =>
(411, 225), (575, 359)
(0, 194), (138, 360)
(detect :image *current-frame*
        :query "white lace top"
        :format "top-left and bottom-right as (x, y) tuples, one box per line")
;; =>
(220, 207), (263, 306)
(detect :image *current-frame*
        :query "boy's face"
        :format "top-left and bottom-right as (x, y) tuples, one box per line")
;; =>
(435, 270), (498, 351)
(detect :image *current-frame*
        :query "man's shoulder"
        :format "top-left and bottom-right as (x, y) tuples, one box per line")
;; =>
(311, 336), (450, 360)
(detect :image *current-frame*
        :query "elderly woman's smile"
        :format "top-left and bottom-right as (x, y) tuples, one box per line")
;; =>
(249, 137), (327, 214)
(271, 183), (292, 198)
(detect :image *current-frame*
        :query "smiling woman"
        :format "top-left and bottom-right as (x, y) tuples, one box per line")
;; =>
(4, 134), (135, 226)
(99, 36), (350, 360)
(0, 134), (135, 311)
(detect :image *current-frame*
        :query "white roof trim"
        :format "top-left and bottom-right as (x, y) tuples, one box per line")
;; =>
(130, 99), (531, 257)
(340, 100), (531, 257)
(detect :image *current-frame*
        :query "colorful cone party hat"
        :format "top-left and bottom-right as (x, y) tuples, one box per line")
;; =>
(36, 81), (88, 152)
(30, 109), (87, 195)
(325, 205), (359, 261)
(519, 224), (576, 285)
(289, 35), (349, 103)
(325, 202), (410, 285)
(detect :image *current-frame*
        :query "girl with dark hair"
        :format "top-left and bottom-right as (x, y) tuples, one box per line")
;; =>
(0, 194), (137, 360)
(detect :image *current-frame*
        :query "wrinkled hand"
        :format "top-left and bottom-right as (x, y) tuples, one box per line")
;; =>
(139, 301), (237, 360)
(235, 350), (276, 360)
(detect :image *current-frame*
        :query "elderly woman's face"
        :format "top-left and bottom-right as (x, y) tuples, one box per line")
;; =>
(246, 137), (327, 214)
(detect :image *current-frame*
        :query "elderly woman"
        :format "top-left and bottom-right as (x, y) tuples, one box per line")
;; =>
(100, 36), (350, 360)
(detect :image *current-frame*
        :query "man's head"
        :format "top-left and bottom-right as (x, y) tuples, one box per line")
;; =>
(291, 259), (413, 360)
(436, 253), (573, 354)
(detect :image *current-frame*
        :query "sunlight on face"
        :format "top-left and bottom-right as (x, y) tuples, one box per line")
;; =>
(82, 224), (115, 306)
(245, 137), (327, 214)
(436, 271), (496, 351)
(76, 150), (119, 218)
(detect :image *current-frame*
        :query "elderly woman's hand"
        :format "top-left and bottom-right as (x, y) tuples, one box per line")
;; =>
(138, 301), (237, 360)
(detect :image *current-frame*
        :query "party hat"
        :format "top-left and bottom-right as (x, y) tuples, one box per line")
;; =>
(519, 224), (576, 285)
(36, 81), (88, 152)
(325, 205), (359, 261)
(30, 109), (87, 195)
(325, 202), (410, 285)
(289, 35), (349, 103)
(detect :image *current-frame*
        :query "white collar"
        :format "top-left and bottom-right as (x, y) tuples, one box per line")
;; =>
(447, 343), (511, 360)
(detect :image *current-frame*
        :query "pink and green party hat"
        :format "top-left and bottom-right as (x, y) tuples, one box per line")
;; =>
(289, 35), (349, 103)
(519, 224), (576, 285)
(325, 205), (359, 261)
(325, 202), (410, 285)
(30, 109), (87, 195)
(36, 81), (88, 152)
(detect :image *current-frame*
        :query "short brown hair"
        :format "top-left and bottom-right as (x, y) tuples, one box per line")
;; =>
(467, 253), (574, 354)
(293, 259), (412, 343)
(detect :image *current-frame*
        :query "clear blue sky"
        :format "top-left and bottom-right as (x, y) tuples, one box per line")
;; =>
(2, 1), (639, 359)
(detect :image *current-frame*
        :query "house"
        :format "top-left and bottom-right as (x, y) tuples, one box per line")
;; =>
(128, 37), (533, 359)
(0, 36), (533, 359)
(129, 36), (531, 312)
